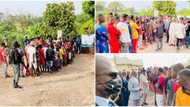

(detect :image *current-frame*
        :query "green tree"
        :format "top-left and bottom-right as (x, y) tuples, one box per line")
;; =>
(107, 1), (125, 15)
(75, 0), (95, 35)
(96, 1), (105, 16)
(43, 2), (76, 38)
(153, 1), (176, 16)
(177, 8), (190, 16)
(82, 1), (94, 18)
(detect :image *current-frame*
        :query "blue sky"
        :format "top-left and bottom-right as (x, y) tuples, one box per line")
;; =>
(103, 0), (190, 11)
(0, 0), (82, 16)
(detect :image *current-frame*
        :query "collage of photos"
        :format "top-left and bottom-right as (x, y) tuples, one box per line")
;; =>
(0, 0), (190, 106)
(96, 0), (190, 107)
(0, 0), (94, 106)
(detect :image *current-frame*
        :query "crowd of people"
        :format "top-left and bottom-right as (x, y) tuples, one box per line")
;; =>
(96, 56), (190, 106)
(96, 13), (190, 53)
(117, 63), (190, 106)
(0, 36), (82, 88)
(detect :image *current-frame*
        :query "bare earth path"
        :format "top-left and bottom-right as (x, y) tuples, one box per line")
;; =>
(138, 36), (190, 53)
(0, 54), (95, 106)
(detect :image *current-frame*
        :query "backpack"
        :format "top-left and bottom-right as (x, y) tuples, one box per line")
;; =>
(10, 48), (22, 64)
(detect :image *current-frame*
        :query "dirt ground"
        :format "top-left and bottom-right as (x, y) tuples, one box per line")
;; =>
(138, 36), (190, 53)
(0, 54), (95, 106)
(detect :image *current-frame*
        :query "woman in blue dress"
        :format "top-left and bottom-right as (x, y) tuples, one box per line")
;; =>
(96, 14), (109, 53)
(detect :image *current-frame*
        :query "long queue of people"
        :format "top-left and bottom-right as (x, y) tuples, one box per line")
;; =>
(0, 36), (82, 88)
(117, 63), (190, 106)
(96, 13), (190, 53)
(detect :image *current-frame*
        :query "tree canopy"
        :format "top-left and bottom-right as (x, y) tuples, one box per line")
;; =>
(0, 1), (94, 47)
(153, 1), (176, 16)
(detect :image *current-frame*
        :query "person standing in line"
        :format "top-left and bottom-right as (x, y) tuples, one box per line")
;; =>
(129, 15), (139, 53)
(128, 71), (141, 106)
(116, 14), (131, 53)
(107, 16), (121, 53)
(176, 68), (190, 106)
(140, 69), (149, 105)
(96, 14), (109, 53)
(169, 18), (177, 46)
(185, 20), (190, 48)
(11, 41), (22, 88)
(176, 18), (185, 50)
(120, 71), (130, 106)
(137, 20), (143, 50)
(0, 42), (9, 78)
(169, 63), (184, 105)
(155, 68), (166, 106)
(156, 20), (164, 51)
(38, 45), (45, 72)
(46, 44), (54, 72)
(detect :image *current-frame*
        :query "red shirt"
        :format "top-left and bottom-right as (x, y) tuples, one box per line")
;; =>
(157, 74), (166, 95)
(138, 25), (143, 36)
(39, 48), (45, 65)
(173, 80), (180, 93)
(107, 23), (121, 53)
(0, 47), (6, 64)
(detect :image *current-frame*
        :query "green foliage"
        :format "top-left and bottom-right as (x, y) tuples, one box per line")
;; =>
(153, 1), (176, 15)
(43, 2), (76, 38)
(177, 8), (190, 16)
(107, 1), (124, 15)
(137, 8), (154, 16)
(75, 0), (95, 35)
(82, 1), (95, 18)
(0, 1), (94, 47)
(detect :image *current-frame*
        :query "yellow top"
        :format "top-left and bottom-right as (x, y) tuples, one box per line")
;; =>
(59, 48), (64, 60)
(129, 20), (139, 39)
(176, 87), (190, 106)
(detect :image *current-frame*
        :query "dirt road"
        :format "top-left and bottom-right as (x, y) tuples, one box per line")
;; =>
(138, 37), (190, 53)
(0, 54), (94, 106)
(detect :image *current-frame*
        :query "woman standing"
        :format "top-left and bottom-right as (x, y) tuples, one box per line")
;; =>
(107, 16), (121, 53)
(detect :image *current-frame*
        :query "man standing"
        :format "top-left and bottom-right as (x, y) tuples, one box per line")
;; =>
(156, 20), (164, 51)
(128, 71), (141, 106)
(176, 18), (185, 50)
(11, 41), (22, 88)
(0, 42), (9, 78)
(116, 14), (131, 53)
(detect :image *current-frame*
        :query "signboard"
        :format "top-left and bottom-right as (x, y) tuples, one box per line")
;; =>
(154, 10), (159, 17)
(57, 30), (62, 39)
(81, 34), (95, 47)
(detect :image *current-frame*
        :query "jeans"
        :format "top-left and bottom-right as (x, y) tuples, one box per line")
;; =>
(185, 36), (190, 48)
(1, 63), (8, 78)
(156, 38), (163, 50)
(13, 64), (20, 85)
(156, 94), (164, 106)
(46, 60), (53, 71)
(132, 99), (140, 106)
(121, 42), (130, 53)
(176, 38), (183, 49)
(138, 35), (143, 48)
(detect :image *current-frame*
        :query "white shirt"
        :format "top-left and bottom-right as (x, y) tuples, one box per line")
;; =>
(176, 23), (185, 39)
(117, 22), (131, 43)
(27, 46), (36, 63)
